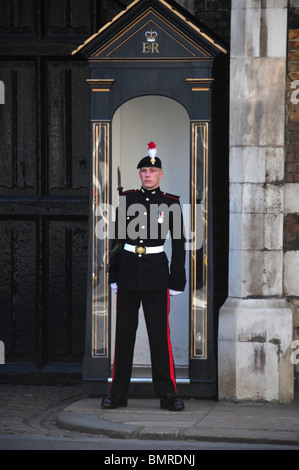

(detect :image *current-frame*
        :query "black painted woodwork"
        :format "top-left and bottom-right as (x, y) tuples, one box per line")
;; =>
(0, 0), (132, 384)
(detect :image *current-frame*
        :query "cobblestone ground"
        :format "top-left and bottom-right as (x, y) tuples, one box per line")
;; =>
(0, 385), (83, 437)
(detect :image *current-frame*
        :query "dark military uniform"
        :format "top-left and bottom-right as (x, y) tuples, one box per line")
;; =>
(108, 185), (186, 399)
(109, 186), (186, 291)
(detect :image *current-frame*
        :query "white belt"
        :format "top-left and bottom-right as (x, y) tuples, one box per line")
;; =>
(124, 243), (164, 255)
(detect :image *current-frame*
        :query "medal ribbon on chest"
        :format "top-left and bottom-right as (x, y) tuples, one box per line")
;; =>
(158, 211), (164, 224)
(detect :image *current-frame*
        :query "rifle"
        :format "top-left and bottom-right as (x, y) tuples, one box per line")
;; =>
(107, 166), (124, 270)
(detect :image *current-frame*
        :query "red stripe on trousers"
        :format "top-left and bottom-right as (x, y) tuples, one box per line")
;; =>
(110, 287), (118, 391)
(111, 288), (177, 395)
(167, 289), (177, 394)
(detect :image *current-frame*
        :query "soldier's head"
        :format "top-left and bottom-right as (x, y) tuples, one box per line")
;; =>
(137, 142), (163, 190)
(139, 166), (163, 190)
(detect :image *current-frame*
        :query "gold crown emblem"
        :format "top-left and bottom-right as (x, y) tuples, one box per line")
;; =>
(145, 30), (158, 42)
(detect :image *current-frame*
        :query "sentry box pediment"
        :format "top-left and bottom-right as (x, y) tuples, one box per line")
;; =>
(73, 0), (226, 61)
(72, 0), (226, 119)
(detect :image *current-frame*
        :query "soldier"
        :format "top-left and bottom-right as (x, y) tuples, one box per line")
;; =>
(102, 142), (186, 411)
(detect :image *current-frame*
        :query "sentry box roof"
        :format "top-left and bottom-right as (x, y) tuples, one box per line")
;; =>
(72, 0), (227, 61)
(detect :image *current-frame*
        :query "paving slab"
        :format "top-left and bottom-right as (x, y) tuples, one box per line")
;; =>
(56, 397), (299, 446)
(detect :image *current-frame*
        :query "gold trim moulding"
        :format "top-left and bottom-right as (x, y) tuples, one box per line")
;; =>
(86, 79), (115, 92)
(186, 78), (214, 91)
(88, 57), (213, 63)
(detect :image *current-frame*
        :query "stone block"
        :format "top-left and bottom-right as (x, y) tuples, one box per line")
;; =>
(230, 58), (286, 148)
(264, 183), (284, 214)
(267, 7), (288, 57)
(230, 146), (266, 183)
(229, 213), (283, 251)
(229, 213), (264, 250)
(264, 213), (283, 250)
(230, 5), (246, 57)
(229, 183), (243, 213)
(218, 297), (294, 403)
(242, 183), (265, 214)
(244, 58), (286, 147)
(284, 183), (299, 213)
(265, 147), (285, 182)
(283, 250), (299, 296)
(230, 183), (283, 215)
(231, 1), (288, 58)
(228, 249), (283, 297)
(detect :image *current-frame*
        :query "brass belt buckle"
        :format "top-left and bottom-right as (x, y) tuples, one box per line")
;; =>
(135, 246), (146, 255)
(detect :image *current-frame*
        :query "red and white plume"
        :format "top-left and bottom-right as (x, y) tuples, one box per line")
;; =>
(147, 141), (157, 160)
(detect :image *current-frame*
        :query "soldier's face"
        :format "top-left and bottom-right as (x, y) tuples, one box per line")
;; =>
(139, 167), (163, 190)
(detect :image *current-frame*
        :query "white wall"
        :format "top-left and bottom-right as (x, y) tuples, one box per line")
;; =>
(111, 95), (190, 369)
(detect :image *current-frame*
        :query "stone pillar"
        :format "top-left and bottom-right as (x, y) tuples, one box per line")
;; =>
(218, 0), (294, 403)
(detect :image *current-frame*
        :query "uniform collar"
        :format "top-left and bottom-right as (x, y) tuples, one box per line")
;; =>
(140, 186), (161, 196)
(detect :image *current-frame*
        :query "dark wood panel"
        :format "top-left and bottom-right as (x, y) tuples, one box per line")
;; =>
(46, 61), (90, 196)
(46, 0), (95, 36)
(0, 199), (88, 217)
(0, 218), (38, 362)
(47, 218), (88, 362)
(0, 61), (38, 195)
(0, 0), (38, 35)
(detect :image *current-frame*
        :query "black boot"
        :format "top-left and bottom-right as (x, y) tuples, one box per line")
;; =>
(160, 393), (184, 411)
(101, 394), (127, 409)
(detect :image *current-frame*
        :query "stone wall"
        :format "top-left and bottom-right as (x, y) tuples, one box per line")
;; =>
(176, 0), (299, 400)
(177, 0), (298, 400)
(218, 0), (294, 403)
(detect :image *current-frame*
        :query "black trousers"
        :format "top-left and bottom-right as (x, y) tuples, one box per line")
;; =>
(110, 287), (177, 397)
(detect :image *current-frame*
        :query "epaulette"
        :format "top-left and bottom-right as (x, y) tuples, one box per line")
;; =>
(161, 191), (180, 201)
(122, 189), (138, 194)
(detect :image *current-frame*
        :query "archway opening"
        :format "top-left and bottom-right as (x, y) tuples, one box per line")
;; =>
(111, 95), (190, 379)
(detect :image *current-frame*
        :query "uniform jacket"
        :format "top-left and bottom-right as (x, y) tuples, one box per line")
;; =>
(109, 186), (186, 292)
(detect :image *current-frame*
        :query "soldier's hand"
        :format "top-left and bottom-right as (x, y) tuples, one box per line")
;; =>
(110, 283), (118, 294)
(169, 289), (182, 296)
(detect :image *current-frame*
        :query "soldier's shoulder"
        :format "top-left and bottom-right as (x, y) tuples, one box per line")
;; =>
(122, 189), (139, 197)
(122, 189), (138, 194)
(160, 191), (181, 201)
